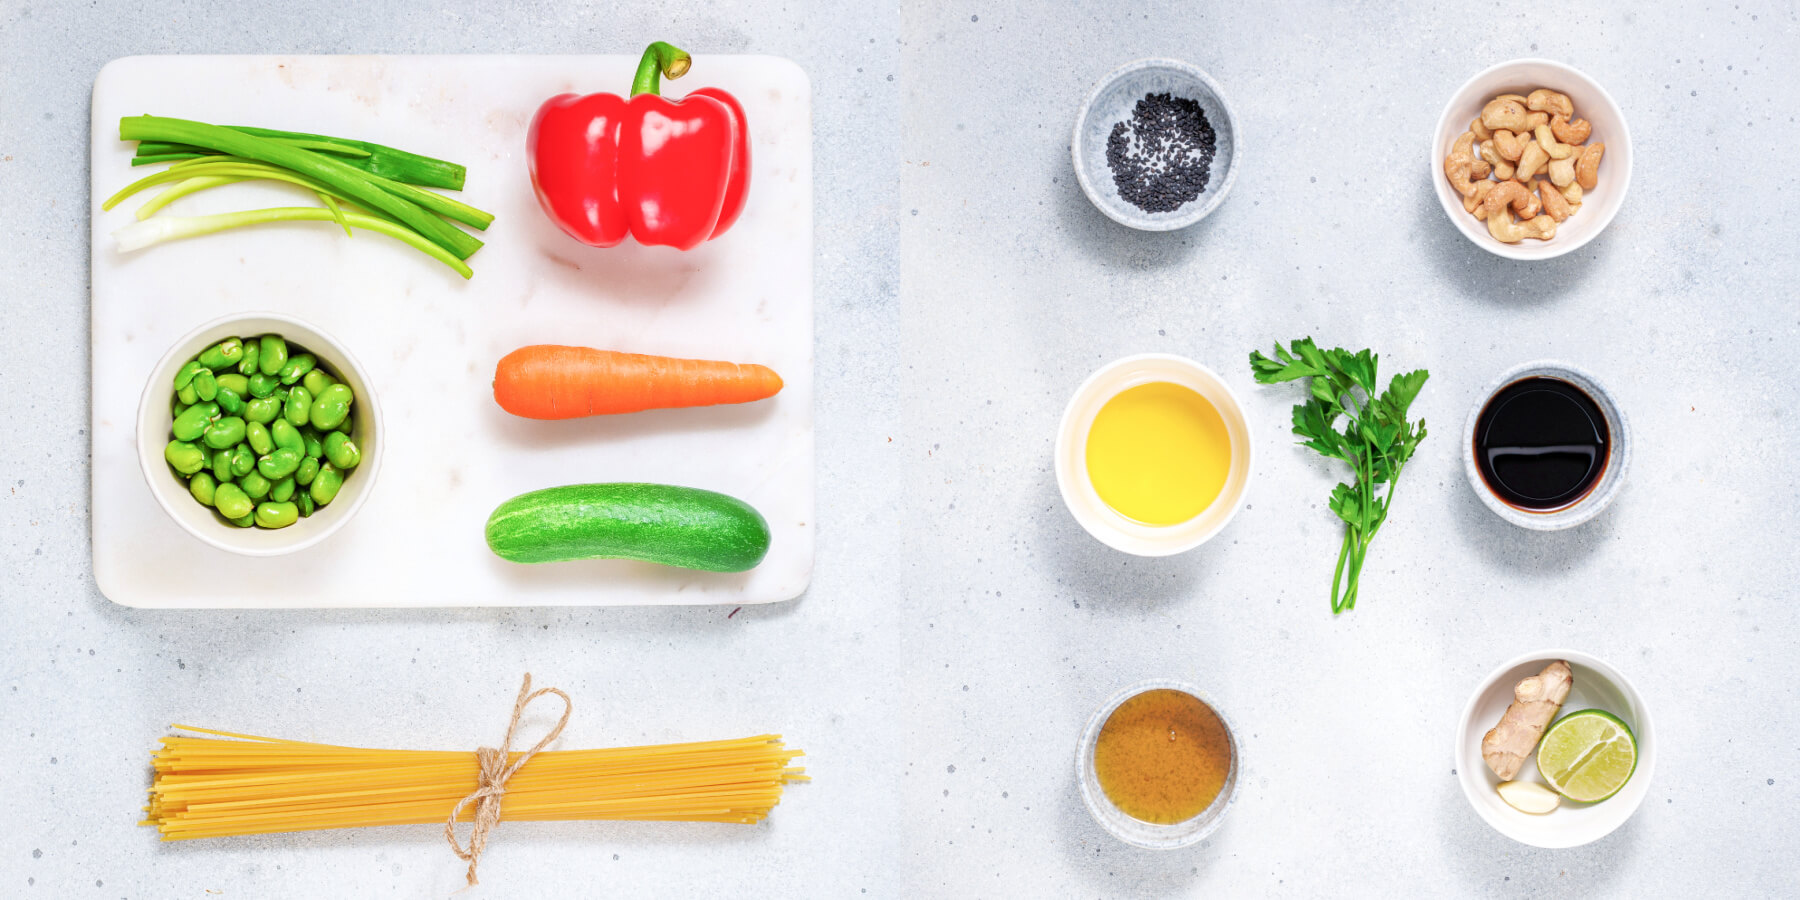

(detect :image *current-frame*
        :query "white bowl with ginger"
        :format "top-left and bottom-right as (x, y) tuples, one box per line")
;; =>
(1455, 649), (1655, 848)
(1432, 59), (1632, 260)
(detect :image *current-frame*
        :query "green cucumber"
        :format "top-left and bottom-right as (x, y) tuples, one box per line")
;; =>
(485, 483), (770, 572)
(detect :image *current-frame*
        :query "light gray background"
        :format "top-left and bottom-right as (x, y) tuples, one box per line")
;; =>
(5, 0), (1797, 896)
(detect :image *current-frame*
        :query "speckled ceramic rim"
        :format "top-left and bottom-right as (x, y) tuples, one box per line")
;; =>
(1454, 649), (1655, 849)
(1430, 58), (1633, 260)
(1054, 354), (1254, 556)
(136, 311), (383, 557)
(1461, 359), (1629, 531)
(1077, 679), (1240, 850)
(1071, 57), (1240, 231)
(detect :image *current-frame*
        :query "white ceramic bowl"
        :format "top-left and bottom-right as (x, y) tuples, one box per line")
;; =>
(1455, 649), (1655, 848)
(1431, 59), (1632, 260)
(1077, 679), (1240, 849)
(1054, 354), (1253, 556)
(1462, 360), (1629, 531)
(137, 312), (383, 556)
(1072, 58), (1239, 231)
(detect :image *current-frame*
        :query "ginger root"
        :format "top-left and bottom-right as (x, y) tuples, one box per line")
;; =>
(1482, 660), (1573, 780)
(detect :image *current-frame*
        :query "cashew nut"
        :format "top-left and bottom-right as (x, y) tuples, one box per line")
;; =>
(1516, 140), (1551, 181)
(1550, 114), (1591, 145)
(1547, 155), (1576, 188)
(1561, 181), (1583, 204)
(1463, 179), (1495, 215)
(1493, 129), (1529, 162)
(1477, 180), (1533, 220)
(1527, 89), (1574, 118)
(1515, 184), (1541, 219)
(1575, 142), (1605, 190)
(1480, 141), (1516, 180)
(1470, 155), (1492, 180)
(1525, 110), (1549, 131)
(1443, 132), (1480, 197)
(1537, 178), (1573, 221)
(1496, 93), (1529, 105)
(1480, 97), (1529, 132)
(1487, 207), (1558, 243)
(1470, 117), (1492, 142)
(1534, 123), (1575, 160)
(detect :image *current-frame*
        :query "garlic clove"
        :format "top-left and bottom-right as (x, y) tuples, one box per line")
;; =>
(1497, 780), (1562, 815)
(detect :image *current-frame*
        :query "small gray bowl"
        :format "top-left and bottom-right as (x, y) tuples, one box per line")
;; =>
(1462, 360), (1630, 530)
(1071, 58), (1239, 230)
(1076, 679), (1240, 849)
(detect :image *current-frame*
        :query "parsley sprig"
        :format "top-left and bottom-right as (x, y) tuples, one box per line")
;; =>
(1249, 338), (1429, 614)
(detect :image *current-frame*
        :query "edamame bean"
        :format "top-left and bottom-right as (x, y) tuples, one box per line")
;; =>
(248, 372), (278, 398)
(230, 444), (255, 477)
(324, 432), (361, 469)
(309, 384), (353, 430)
(310, 462), (344, 505)
(193, 369), (217, 401)
(173, 401), (191, 419)
(270, 476), (296, 503)
(171, 405), (214, 441)
(245, 397), (282, 425)
(246, 421), (274, 456)
(254, 501), (299, 529)
(202, 416), (246, 450)
(238, 341), (259, 375)
(240, 470), (271, 500)
(188, 472), (217, 506)
(213, 482), (253, 519)
(285, 386), (312, 428)
(215, 386), (244, 416)
(174, 360), (206, 390)
(216, 373), (248, 396)
(297, 491), (315, 517)
(300, 426), (325, 459)
(164, 440), (206, 475)
(177, 383), (199, 406)
(296, 455), (320, 487)
(270, 418), (305, 455)
(302, 369), (336, 398)
(257, 447), (301, 480)
(278, 353), (316, 385)
(198, 338), (243, 370)
(211, 448), (232, 483)
(258, 335), (288, 376)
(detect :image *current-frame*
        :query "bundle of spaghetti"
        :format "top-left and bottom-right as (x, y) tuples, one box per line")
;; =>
(144, 725), (807, 841)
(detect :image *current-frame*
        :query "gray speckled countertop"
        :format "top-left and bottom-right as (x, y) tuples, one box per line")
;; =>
(5, 0), (1797, 896)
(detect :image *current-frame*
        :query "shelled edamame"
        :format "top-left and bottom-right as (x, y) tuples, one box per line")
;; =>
(165, 334), (362, 529)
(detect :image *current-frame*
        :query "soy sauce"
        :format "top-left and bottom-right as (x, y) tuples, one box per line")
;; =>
(1473, 377), (1609, 511)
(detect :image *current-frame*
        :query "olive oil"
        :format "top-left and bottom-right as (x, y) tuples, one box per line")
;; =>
(1084, 382), (1231, 526)
(1093, 689), (1232, 824)
(1473, 377), (1610, 511)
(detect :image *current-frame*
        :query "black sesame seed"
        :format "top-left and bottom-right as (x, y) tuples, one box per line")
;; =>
(1105, 92), (1216, 214)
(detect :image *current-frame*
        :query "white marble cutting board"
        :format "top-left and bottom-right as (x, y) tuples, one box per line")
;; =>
(89, 55), (813, 608)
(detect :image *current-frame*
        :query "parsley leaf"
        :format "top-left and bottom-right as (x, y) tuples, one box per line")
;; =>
(1249, 339), (1429, 613)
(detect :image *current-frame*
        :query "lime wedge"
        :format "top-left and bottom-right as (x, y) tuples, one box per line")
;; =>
(1536, 709), (1638, 802)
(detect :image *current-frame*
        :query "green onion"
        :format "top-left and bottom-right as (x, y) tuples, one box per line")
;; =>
(113, 207), (472, 279)
(118, 115), (482, 260)
(132, 126), (463, 190)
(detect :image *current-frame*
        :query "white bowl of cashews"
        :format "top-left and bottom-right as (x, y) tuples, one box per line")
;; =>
(1432, 59), (1632, 261)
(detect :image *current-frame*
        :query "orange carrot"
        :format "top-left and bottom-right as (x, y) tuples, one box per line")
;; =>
(493, 345), (784, 419)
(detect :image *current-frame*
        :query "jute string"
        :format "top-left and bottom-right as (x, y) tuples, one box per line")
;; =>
(443, 673), (572, 888)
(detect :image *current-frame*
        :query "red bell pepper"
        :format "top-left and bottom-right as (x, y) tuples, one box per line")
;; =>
(528, 41), (750, 251)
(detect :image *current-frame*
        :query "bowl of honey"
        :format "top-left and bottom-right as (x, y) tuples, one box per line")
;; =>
(1077, 680), (1240, 849)
(1055, 354), (1254, 555)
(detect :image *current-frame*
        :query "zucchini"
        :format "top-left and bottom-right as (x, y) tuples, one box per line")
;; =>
(485, 483), (770, 572)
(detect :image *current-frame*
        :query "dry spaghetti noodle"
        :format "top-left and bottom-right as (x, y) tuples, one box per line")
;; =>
(144, 725), (807, 841)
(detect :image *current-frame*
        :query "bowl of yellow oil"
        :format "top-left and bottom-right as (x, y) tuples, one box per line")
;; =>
(1077, 680), (1240, 849)
(1054, 354), (1253, 555)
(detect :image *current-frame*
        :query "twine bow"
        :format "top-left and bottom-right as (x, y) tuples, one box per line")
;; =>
(443, 673), (572, 888)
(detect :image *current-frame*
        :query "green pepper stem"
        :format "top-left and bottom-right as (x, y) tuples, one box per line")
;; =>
(630, 41), (692, 97)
